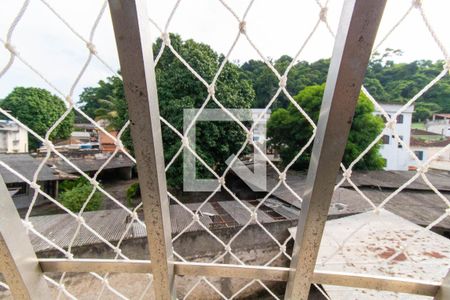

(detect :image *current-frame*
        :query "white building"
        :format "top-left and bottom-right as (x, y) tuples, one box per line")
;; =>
(251, 109), (271, 144)
(0, 120), (28, 153)
(409, 138), (450, 172)
(425, 113), (450, 137)
(373, 103), (414, 171)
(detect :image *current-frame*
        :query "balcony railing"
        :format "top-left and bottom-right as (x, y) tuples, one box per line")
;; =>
(1, 0), (450, 299)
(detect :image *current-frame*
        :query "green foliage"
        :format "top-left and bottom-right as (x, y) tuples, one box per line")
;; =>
(79, 34), (255, 188)
(0, 87), (74, 150)
(414, 102), (442, 122)
(244, 50), (450, 122)
(59, 181), (102, 212)
(267, 85), (385, 170)
(59, 177), (89, 193)
(241, 57), (329, 108)
(126, 182), (140, 207)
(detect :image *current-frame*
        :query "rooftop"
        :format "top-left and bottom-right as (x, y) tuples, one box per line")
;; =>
(263, 169), (450, 229)
(29, 198), (297, 253)
(0, 153), (71, 184)
(296, 210), (450, 299)
(44, 153), (135, 174)
(0, 120), (22, 131)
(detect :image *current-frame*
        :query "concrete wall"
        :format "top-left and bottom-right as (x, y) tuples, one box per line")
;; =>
(426, 119), (450, 137)
(410, 145), (450, 171)
(36, 220), (297, 299)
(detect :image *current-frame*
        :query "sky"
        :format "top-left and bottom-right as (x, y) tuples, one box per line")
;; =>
(0, 0), (449, 103)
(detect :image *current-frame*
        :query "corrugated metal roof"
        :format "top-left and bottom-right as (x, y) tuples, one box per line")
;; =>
(29, 199), (298, 253)
(29, 209), (130, 252)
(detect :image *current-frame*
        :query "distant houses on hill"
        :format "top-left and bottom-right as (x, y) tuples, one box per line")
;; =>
(0, 120), (135, 210)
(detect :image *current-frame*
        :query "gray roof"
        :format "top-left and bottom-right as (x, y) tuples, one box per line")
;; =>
(0, 153), (60, 184)
(264, 169), (450, 229)
(46, 154), (135, 174)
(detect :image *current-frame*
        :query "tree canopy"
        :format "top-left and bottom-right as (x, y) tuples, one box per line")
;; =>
(79, 34), (255, 187)
(242, 50), (450, 122)
(0, 87), (74, 150)
(267, 84), (385, 171)
(241, 57), (329, 109)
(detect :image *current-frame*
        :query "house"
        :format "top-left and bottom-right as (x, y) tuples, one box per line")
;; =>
(409, 137), (450, 172)
(0, 120), (28, 153)
(99, 130), (119, 153)
(426, 113), (450, 137)
(39, 128), (100, 152)
(0, 153), (75, 209)
(373, 103), (414, 170)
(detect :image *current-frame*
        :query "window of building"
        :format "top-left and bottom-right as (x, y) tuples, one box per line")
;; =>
(414, 150), (424, 161)
(382, 135), (390, 144)
(397, 114), (404, 124)
(397, 136), (404, 148)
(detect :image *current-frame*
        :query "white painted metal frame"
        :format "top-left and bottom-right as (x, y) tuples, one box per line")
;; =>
(285, 0), (387, 298)
(0, 174), (51, 299)
(0, 0), (449, 299)
(108, 0), (176, 299)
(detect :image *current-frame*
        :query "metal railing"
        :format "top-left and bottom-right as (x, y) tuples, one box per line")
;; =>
(1, 0), (450, 299)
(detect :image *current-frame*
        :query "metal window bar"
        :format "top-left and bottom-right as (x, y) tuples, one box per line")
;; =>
(0, 0), (449, 299)
(0, 177), (51, 300)
(108, 0), (176, 298)
(285, 0), (387, 298)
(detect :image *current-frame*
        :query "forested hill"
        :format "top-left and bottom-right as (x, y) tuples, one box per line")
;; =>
(241, 55), (449, 121)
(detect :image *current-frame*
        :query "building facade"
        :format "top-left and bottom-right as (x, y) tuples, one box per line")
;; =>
(0, 120), (28, 153)
(426, 113), (450, 137)
(409, 138), (450, 172)
(373, 103), (414, 171)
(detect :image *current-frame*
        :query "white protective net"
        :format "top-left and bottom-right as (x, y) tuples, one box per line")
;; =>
(0, 0), (450, 299)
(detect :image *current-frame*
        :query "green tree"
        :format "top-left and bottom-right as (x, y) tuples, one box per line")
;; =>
(243, 49), (450, 121)
(79, 34), (255, 188)
(59, 181), (102, 212)
(241, 57), (330, 109)
(365, 54), (450, 116)
(267, 84), (385, 170)
(0, 87), (74, 149)
(414, 102), (441, 122)
(79, 75), (125, 127)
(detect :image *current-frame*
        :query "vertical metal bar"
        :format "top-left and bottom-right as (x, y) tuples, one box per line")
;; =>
(108, 0), (176, 299)
(0, 176), (51, 299)
(284, 0), (386, 299)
